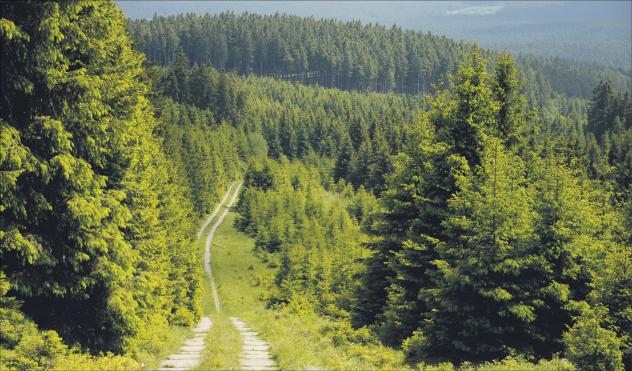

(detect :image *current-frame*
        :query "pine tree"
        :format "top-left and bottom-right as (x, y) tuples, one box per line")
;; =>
(437, 47), (499, 168)
(428, 138), (537, 362)
(1, 1), (200, 353)
(493, 52), (526, 148)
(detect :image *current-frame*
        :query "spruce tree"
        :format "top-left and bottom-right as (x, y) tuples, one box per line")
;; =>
(492, 52), (526, 148)
(428, 138), (537, 361)
(1, 1), (200, 353)
(437, 47), (499, 168)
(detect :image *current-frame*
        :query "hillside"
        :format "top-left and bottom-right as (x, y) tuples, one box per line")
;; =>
(1, 2), (631, 371)
(119, 1), (632, 71)
(126, 12), (632, 99)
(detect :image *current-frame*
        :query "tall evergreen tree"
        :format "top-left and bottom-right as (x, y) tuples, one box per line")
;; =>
(437, 48), (499, 168)
(427, 138), (537, 362)
(493, 52), (527, 148)
(1, 1), (200, 353)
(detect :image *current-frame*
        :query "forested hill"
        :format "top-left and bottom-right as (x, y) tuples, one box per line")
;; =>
(126, 12), (632, 100)
(2, 2), (631, 370)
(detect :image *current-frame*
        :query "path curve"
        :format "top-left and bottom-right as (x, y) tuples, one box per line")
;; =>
(197, 183), (235, 239)
(202, 184), (278, 370)
(155, 185), (236, 371)
(204, 183), (242, 313)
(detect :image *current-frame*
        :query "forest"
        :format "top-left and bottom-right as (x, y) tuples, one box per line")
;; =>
(126, 12), (631, 100)
(1, 1), (630, 370)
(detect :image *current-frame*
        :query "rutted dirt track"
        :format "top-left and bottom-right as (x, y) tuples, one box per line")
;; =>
(157, 183), (277, 370)
(204, 183), (242, 313)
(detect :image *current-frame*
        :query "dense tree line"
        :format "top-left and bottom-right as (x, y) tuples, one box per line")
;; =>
(1, 2), (202, 368)
(126, 12), (631, 99)
(235, 157), (374, 315)
(149, 58), (422, 197)
(184, 44), (631, 367)
(351, 51), (631, 368)
(153, 99), (243, 214)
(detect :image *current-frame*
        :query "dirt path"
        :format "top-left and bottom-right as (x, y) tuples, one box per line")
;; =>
(204, 184), (278, 370)
(155, 185), (237, 371)
(197, 183), (236, 239)
(159, 183), (277, 370)
(230, 317), (278, 371)
(156, 317), (212, 371)
(204, 183), (242, 313)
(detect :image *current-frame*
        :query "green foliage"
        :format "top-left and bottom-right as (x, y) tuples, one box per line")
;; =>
(1, 0), (201, 364)
(590, 245), (632, 367)
(237, 158), (369, 315)
(3, 2), (630, 369)
(127, 12), (631, 99)
(155, 97), (242, 214)
(439, 47), (499, 167)
(563, 307), (624, 371)
(0, 273), (138, 370)
(402, 329), (428, 362)
(493, 52), (527, 148)
(148, 60), (417, 194)
(468, 356), (575, 371)
(430, 138), (538, 361)
(354, 49), (628, 366)
(212, 212), (407, 370)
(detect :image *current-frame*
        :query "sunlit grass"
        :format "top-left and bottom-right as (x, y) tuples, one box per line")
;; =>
(137, 321), (193, 369)
(196, 312), (242, 370)
(205, 212), (408, 370)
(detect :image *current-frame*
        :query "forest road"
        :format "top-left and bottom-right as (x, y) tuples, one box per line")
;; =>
(158, 183), (241, 371)
(202, 183), (278, 370)
(204, 182), (242, 313)
(155, 185), (239, 370)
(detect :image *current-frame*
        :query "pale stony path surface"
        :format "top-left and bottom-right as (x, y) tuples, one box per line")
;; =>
(205, 182), (242, 313)
(156, 316), (212, 371)
(203, 184), (278, 370)
(155, 185), (237, 370)
(230, 317), (278, 371)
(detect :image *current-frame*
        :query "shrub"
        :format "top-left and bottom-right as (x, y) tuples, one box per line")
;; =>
(473, 355), (575, 370)
(403, 329), (429, 362)
(563, 307), (624, 371)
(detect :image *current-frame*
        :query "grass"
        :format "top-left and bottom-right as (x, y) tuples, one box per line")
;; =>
(196, 216), (243, 370)
(200, 211), (408, 370)
(137, 325), (192, 369)
(196, 313), (242, 370)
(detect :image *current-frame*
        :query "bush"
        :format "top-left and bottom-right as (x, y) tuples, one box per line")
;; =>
(0, 274), (139, 371)
(320, 321), (375, 346)
(563, 307), (624, 371)
(403, 329), (429, 362)
(472, 356), (575, 370)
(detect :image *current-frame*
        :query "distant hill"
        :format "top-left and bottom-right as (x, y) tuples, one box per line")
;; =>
(126, 11), (631, 101)
(118, 1), (631, 71)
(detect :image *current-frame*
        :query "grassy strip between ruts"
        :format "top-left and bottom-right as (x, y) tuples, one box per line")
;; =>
(196, 220), (242, 370)
(203, 211), (408, 370)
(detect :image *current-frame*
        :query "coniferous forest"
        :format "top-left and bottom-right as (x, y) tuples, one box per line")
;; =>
(1, 1), (631, 370)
